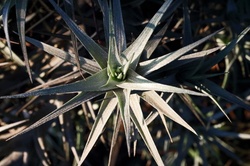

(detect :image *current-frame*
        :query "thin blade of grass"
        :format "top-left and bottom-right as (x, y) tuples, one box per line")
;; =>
(2, 0), (15, 58)
(178, 93), (206, 127)
(123, 0), (173, 69)
(208, 128), (250, 139)
(108, 111), (122, 166)
(130, 94), (165, 166)
(201, 26), (250, 72)
(197, 143), (209, 166)
(15, 0), (33, 82)
(211, 137), (242, 163)
(158, 111), (173, 143)
(7, 91), (102, 141)
(49, 0), (108, 69)
(0, 41), (45, 84)
(174, 133), (193, 166)
(198, 79), (250, 110)
(209, 104), (239, 122)
(201, 89), (231, 122)
(0, 120), (28, 133)
(63, 113), (80, 163)
(35, 135), (52, 165)
(78, 92), (117, 165)
(182, 0), (193, 46)
(141, 91), (197, 135)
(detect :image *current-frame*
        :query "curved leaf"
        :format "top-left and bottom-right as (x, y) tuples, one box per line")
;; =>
(15, 0), (33, 82)
(2, 0), (15, 58)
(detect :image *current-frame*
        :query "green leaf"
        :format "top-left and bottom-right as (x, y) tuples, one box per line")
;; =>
(7, 92), (102, 140)
(15, 0), (32, 82)
(49, 0), (108, 69)
(141, 91), (197, 135)
(0, 69), (114, 99)
(162, 46), (222, 71)
(130, 94), (165, 166)
(123, 0), (173, 69)
(78, 92), (117, 165)
(107, 5), (123, 78)
(137, 30), (222, 76)
(25, 36), (100, 75)
(118, 69), (206, 96)
(114, 89), (131, 156)
(113, 0), (126, 53)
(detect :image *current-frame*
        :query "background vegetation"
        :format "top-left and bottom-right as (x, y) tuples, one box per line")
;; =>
(0, 0), (250, 165)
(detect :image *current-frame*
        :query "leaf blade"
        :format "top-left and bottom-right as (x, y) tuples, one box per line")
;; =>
(123, 0), (173, 69)
(142, 91), (197, 135)
(0, 69), (114, 99)
(25, 36), (100, 75)
(118, 69), (206, 96)
(201, 26), (250, 72)
(49, 0), (108, 69)
(113, 89), (131, 156)
(130, 94), (165, 166)
(15, 0), (32, 82)
(78, 92), (117, 165)
(7, 92), (102, 140)
(138, 30), (222, 76)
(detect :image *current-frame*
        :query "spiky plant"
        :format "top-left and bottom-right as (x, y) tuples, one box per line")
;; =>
(1, 0), (250, 165)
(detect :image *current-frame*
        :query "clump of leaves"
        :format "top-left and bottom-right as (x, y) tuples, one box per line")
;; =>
(1, 0), (250, 165)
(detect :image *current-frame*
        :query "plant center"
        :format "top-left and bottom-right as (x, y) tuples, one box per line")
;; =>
(108, 66), (126, 82)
